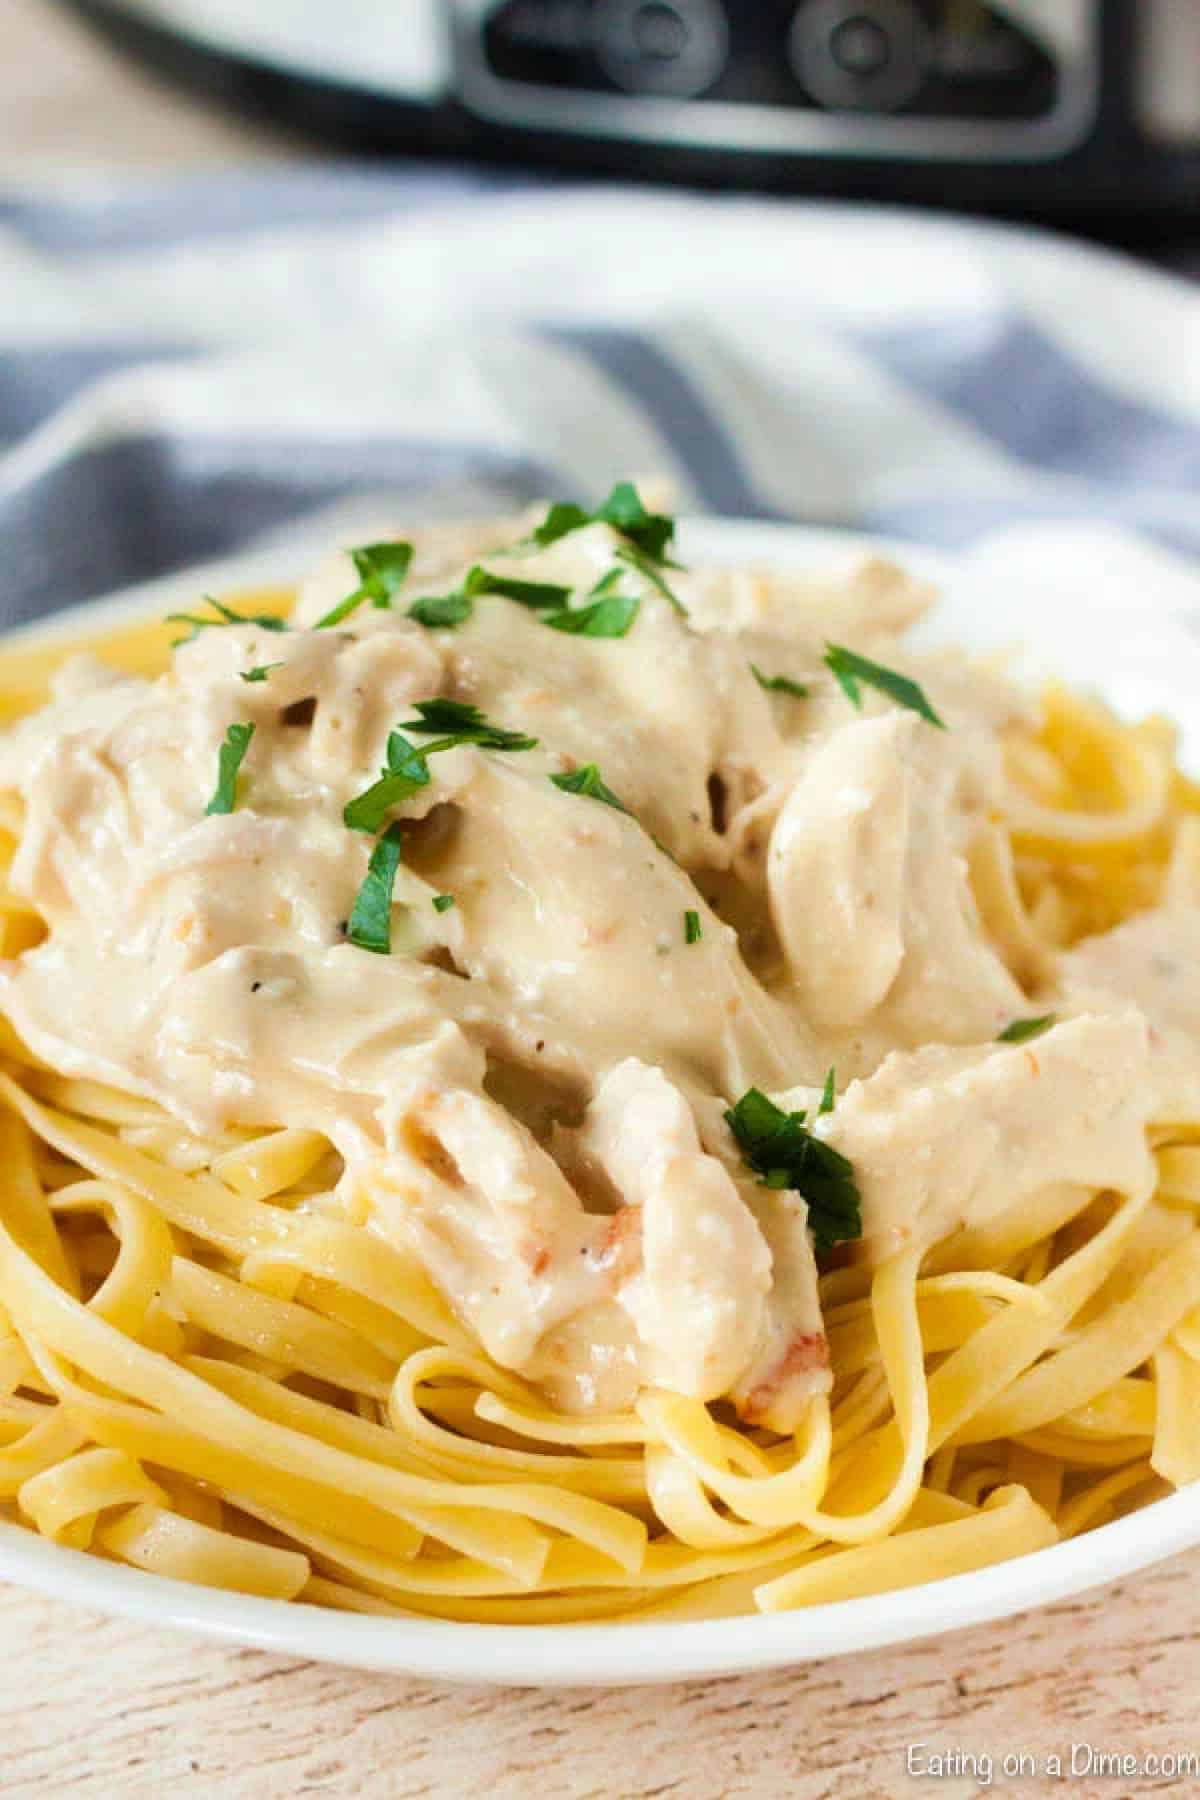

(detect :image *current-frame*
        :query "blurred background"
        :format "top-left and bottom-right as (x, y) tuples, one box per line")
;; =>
(9, 1), (1199, 256)
(3, 0), (1198, 629)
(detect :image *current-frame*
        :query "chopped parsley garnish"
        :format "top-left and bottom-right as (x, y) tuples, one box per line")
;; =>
(531, 482), (680, 570)
(346, 823), (405, 955)
(464, 566), (571, 611)
(355, 541), (415, 604)
(406, 566), (573, 631)
(997, 1013), (1057, 1045)
(550, 764), (629, 814)
(432, 893), (456, 914)
(399, 699), (538, 753)
(725, 1086), (862, 1258)
(343, 730), (431, 834)
(316, 540), (413, 629)
(594, 482), (678, 563)
(407, 592), (474, 629)
(485, 480), (693, 622)
(428, 560), (640, 637)
(314, 590), (367, 631)
(544, 590), (640, 639)
(406, 553), (647, 637)
(684, 909), (702, 945)
(344, 703), (536, 833)
(168, 596), (288, 646)
(615, 545), (687, 617)
(589, 568), (625, 597)
(818, 1067), (836, 1116)
(530, 501), (591, 549)
(824, 644), (945, 730)
(204, 722), (255, 816)
(239, 663), (283, 683)
(752, 664), (810, 700)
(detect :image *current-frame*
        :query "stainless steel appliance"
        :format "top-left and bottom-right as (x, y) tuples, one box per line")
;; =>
(63, 1), (1200, 219)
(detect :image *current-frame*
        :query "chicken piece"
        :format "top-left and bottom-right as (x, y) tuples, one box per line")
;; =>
(290, 513), (534, 629)
(441, 566), (783, 871)
(684, 555), (934, 648)
(767, 711), (1024, 1051)
(692, 1093), (832, 1433)
(1062, 906), (1200, 1121)
(448, 759), (810, 1098)
(728, 1187), (831, 1430)
(378, 1083), (615, 1369)
(819, 1008), (1158, 1262)
(576, 1059), (772, 1403)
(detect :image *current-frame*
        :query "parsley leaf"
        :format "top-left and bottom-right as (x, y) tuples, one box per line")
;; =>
(407, 567), (574, 631)
(314, 590), (369, 631)
(407, 592), (475, 629)
(407, 552), (646, 638)
(594, 482), (678, 563)
(525, 484), (687, 613)
(531, 483), (679, 566)
(615, 545), (688, 617)
(997, 1013), (1057, 1045)
(385, 730), (430, 782)
(168, 596), (288, 646)
(347, 823), (405, 955)
(550, 764), (629, 813)
(589, 568), (625, 597)
(824, 644), (945, 729)
(205, 722), (255, 816)
(684, 909), (702, 945)
(725, 1086), (862, 1258)
(752, 663), (810, 700)
(532, 502), (593, 548)
(344, 706), (536, 834)
(432, 894), (456, 914)
(544, 591), (640, 639)
(399, 699), (538, 752)
(239, 663), (283, 683)
(355, 542), (414, 606)
(316, 540), (413, 629)
(819, 1068), (836, 1116)
(343, 730), (431, 834)
(463, 566), (571, 610)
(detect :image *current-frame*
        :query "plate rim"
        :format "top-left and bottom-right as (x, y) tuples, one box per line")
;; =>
(1, 514), (1196, 1686)
(3, 1483), (1198, 1687)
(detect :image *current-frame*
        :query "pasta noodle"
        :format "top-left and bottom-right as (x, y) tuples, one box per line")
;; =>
(0, 514), (1198, 1627)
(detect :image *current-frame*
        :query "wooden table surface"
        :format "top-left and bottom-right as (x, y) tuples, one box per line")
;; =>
(4, 1550), (1200, 1797)
(4, 5), (1200, 1794)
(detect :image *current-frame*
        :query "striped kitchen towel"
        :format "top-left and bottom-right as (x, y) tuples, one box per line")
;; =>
(1, 163), (1198, 628)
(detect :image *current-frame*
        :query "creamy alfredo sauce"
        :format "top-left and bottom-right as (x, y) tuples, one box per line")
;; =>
(0, 507), (1191, 1423)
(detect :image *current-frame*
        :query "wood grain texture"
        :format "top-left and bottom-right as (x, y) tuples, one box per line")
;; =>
(5, 1549), (1200, 1799)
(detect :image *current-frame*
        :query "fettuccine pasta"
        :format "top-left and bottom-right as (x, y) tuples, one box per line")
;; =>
(0, 491), (1198, 1624)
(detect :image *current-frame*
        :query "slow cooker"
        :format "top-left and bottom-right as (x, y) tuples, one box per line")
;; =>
(63, 0), (1200, 221)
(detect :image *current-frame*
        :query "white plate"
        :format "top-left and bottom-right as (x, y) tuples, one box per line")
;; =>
(3, 515), (1199, 1686)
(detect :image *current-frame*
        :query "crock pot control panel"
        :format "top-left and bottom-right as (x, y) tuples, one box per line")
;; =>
(450, 0), (1100, 160)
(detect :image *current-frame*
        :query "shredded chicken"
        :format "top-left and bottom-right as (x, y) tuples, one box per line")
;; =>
(0, 507), (1191, 1419)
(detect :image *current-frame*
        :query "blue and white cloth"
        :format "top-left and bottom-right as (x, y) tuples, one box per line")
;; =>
(1, 164), (1198, 629)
